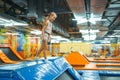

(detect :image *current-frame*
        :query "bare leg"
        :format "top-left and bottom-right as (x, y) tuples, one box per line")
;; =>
(43, 50), (47, 59)
(36, 47), (43, 57)
(43, 40), (48, 60)
(35, 41), (45, 58)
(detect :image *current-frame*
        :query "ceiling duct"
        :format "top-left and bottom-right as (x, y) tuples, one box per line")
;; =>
(36, 0), (44, 23)
(84, 0), (91, 20)
(12, 0), (27, 7)
(27, 0), (38, 18)
(2, 0), (26, 14)
(70, 21), (77, 27)
(52, 24), (70, 38)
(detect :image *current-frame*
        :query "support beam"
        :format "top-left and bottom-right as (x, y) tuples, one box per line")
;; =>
(108, 12), (120, 29)
(2, 0), (26, 13)
(105, 7), (120, 11)
(27, 0), (38, 18)
(102, 0), (112, 18)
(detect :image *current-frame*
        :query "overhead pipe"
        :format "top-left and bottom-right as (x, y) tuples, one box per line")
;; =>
(36, 0), (44, 23)
(27, 0), (38, 18)
(84, 0), (91, 30)
(51, 0), (70, 38)
(84, 0), (91, 20)
(2, 0), (26, 14)
(52, 23), (70, 38)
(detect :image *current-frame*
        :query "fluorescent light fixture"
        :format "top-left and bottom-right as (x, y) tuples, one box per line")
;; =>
(0, 17), (28, 26)
(51, 35), (69, 42)
(79, 29), (99, 34)
(51, 39), (60, 43)
(0, 17), (10, 22)
(51, 35), (62, 39)
(114, 30), (120, 32)
(73, 14), (107, 24)
(83, 34), (97, 40)
(73, 18), (88, 24)
(30, 30), (41, 35)
(108, 35), (120, 37)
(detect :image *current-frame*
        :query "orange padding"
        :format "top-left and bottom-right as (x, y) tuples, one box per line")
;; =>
(9, 46), (23, 60)
(0, 50), (18, 64)
(0, 45), (24, 60)
(65, 52), (89, 65)
(0, 45), (34, 60)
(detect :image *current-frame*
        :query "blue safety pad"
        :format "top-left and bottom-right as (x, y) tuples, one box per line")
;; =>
(78, 70), (120, 76)
(0, 57), (82, 80)
(99, 70), (120, 76)
(78, 70), (120, 80)
(82, 70), (100, 80)
(67, 67), (83, 80)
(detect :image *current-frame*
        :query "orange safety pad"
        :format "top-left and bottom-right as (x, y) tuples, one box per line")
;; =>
(9, 46), (23, 60)
(0, 50), (18, 64)
(9, 46), (35, 60)
(65, 52), (89, 65)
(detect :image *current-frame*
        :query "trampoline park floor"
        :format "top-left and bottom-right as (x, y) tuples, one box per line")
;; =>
(0, 46), (120, 80)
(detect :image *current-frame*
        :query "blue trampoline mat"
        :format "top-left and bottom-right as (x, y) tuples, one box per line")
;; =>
(78, 70), (120, 80)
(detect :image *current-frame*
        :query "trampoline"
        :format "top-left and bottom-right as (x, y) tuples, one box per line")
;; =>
(78, 70), (120, 80)
(55, 70), (74, 80)
(100, 76), (120, 80)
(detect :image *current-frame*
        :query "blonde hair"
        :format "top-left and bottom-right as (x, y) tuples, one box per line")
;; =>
(45, 12), (57, 21)
(48, 12), (57, 17)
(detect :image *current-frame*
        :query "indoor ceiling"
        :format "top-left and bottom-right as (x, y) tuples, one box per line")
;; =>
(0, 0), (120, 42)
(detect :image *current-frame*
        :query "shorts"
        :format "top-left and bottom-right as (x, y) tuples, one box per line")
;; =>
(41, 33), (51, 44)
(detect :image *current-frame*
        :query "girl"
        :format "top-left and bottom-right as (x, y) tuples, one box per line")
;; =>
(36, 12), (57, 60)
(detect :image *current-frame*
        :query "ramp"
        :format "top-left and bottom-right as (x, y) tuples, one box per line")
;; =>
(0, 50), (18, 64)
(65, 52), (89, 65)
(0, 46), (23, 61)
(0, 47), (22, 61)
(0, 46), (35, 61)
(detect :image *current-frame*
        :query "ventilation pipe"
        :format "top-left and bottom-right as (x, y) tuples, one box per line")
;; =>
(53, 24), (70, 38)
(36, 0), (44, 23)
(27, 0), (38, 18)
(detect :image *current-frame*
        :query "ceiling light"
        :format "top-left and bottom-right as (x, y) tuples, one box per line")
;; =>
(0, 17), (28, 26)
(83, 34), (97, 40)
(79, 29), (99, 34)
(30, 30), (41, 35)
(73, 17), (107, 24)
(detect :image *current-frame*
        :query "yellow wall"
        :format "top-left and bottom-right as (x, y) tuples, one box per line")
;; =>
(52, 43), (60, 55)
(60, 42), (92, 55)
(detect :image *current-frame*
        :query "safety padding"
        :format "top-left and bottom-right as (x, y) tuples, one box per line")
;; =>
(65, 52), (89, 65)
(9, 46), (23, 60)
(0, 50), (18, 64)
(78, 70), (120, 79)
(0, 57), (83, 80)
(82, 70), (100, 80)
(99, 70), (120, 76)
(0, 46), (23, 60)
(0, 46), (34, 61)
